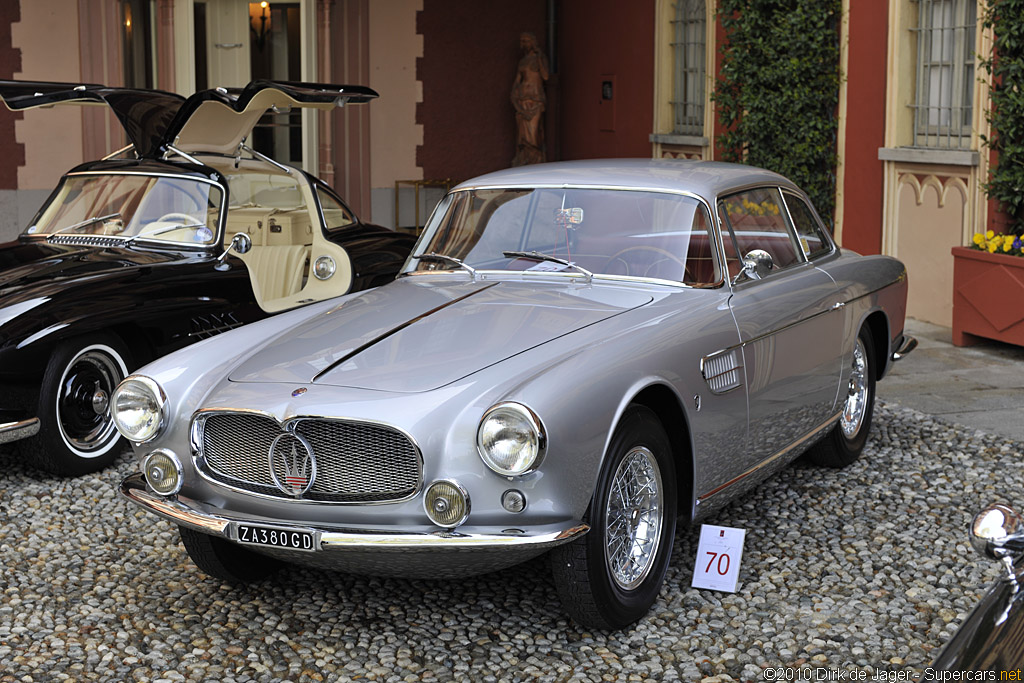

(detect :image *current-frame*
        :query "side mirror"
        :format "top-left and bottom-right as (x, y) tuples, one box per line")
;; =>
(215, 232), (252, 270)
(734, 249), (774, 284)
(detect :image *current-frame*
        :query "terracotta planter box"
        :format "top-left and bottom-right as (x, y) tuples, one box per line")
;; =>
(952, 245), (1024, 347)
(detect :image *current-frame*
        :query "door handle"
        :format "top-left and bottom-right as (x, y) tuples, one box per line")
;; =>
(831, 301), (845, 310)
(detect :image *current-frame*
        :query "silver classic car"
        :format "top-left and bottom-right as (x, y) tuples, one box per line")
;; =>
(115, 159), (915, 628)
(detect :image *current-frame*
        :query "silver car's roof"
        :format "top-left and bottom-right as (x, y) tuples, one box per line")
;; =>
(452, 159), (800, 200)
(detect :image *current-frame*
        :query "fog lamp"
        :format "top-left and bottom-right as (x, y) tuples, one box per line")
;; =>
(142, 450), (182, 496)
(424, 480), (470, 528)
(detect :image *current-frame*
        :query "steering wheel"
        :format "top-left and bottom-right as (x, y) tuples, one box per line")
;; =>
(155, 212), (202, 225)
(604, 246), (691, 281)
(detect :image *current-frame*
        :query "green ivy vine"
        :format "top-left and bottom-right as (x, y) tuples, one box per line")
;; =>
(714, 0), (842, 226)
(982, 0), (1024, 235)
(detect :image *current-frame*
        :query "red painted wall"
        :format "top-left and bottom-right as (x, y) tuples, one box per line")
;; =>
(0, 0), (24, 190)
(417, 0), (547, 182)
(840, 0), (888, 254)
(556, 0), (654, 160)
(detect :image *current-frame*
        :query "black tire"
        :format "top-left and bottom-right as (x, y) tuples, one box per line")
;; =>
(178, 527), (282, 583)
(806, 326), (876, 468)
(550, 405), (677, 629)
(14, 334), (131, 476)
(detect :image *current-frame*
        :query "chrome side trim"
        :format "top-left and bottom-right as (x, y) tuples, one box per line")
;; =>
(696, 410), (842, 504)
(0, 418), (40, 445)
(190, 409), (425, 506)
(119, 473), (589, 550)
(892, 335), (918, 361)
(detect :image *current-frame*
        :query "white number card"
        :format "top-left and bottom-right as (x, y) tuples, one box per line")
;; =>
(691, 524), (746, 593)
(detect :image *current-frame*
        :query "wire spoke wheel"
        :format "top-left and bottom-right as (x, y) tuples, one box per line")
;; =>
(604, 446), (664, 590)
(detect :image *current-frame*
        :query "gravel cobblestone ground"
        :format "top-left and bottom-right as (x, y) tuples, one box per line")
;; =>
(0, 402), (1016, 682)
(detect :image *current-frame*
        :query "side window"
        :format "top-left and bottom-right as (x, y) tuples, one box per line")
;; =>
(718, 187), (801, 277)
(316, 187), (357, 231)
(784, 193), (831, 259)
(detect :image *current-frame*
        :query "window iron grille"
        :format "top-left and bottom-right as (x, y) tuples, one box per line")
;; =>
(670, 0), (706, 136)
(910, 0), (976, 149)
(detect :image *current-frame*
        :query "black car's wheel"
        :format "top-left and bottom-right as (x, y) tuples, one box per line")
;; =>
(179, 527), (282, 583)
(550, 405), (677, 629)
(15, 335), (131, 475)
(806, 326), (876, 468)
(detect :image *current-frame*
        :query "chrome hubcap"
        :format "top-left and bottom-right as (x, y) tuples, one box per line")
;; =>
(841, 338), (869, 438)
(56, 349), (123, 454)
(604, 446), (663, 590)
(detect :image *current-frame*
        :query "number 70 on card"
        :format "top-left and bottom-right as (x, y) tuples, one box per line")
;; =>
(691, 524), (746, 593)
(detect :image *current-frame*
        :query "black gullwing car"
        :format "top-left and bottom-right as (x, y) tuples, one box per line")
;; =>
(0, 79), (415, 475)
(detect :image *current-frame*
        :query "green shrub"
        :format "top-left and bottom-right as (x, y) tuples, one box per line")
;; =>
(714, 0), (842, 226)
(982, 0), (1024, 236)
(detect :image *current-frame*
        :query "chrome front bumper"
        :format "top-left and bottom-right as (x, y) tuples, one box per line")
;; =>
(0, 418), (39, 445)
(119, 472), (589, 554)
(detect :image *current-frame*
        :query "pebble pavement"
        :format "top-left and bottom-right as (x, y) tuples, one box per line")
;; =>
(0, 401), (1017, 682)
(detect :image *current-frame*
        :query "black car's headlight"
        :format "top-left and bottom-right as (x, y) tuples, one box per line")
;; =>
(111, 375), (167, 443)
(476, 402), (546, 476)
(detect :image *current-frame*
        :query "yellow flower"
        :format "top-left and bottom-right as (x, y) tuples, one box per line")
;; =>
(989, 242), (999, 253)
(1004, 241), (1013, 252)
(973, 233), (985, 245)
(1005, 234), (1016, 247)
(987, 230), (996, 239)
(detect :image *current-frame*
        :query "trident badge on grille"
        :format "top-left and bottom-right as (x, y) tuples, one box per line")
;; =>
(268, 430), (317, 496)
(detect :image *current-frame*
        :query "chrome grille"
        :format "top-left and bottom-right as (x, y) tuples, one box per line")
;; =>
(196, 412), (421, 502)
(701, 349), (743, 394)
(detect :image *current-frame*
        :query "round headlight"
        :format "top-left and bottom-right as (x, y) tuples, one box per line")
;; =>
(313, 255), (336, 280)
(111, 375), (167, 443)
(424, 479), (470, 528)
(142, 450), (182, 496)
(476, 402), (546, 476)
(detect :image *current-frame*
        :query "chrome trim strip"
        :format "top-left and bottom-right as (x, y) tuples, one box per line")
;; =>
(0, 417), (40, 445)
(120, 473), (589, 550)
(892, 335), (918, 361)
(696, 411), (841, 503)
(190, 409), (425, 506)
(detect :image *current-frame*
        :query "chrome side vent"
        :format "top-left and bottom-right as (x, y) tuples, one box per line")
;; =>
(701, 349), (743, 394)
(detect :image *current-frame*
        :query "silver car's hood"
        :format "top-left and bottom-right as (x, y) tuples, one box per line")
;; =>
(227, 277), (653, 392)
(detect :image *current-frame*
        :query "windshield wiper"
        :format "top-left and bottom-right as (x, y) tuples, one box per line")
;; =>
(414, 252), (477, 279)
(503, 250), (593, 282)
(49, 212), (123, 236)
(124, 222), (207, 246)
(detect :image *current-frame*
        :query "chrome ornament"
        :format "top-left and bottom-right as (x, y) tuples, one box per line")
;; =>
(268, 431), (317, 497)
(291, 387), (307, 397)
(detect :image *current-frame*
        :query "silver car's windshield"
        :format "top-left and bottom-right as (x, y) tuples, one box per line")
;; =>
(26, 174), (223, 246)
(409, 187), (720, 285)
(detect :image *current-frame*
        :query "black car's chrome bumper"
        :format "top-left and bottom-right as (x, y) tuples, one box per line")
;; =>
(119, 472), (589, 555)
(0, 417), (39, 445)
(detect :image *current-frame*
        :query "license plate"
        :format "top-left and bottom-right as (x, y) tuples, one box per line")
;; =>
(236, 524), (317, 552)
